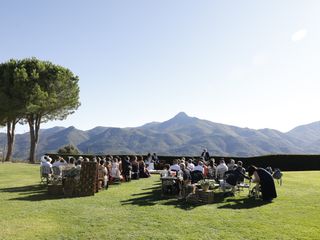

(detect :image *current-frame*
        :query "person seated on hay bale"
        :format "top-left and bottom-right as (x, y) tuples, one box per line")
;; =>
(179, 163), (196, 199)
(247, 165), (277, 202)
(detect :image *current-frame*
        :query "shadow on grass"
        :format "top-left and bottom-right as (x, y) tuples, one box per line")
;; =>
(121, 183), (271, 210)
(217, 196), (272, 209)
(0, 184), (65, 201)
(121, 184), (209, 210)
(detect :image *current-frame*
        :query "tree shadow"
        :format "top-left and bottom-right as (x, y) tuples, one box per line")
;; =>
(217, 196), (273, 209)
(0, 184), (65, 201)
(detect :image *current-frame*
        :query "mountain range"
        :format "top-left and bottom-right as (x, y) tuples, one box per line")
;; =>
(1, 112), (320, 160)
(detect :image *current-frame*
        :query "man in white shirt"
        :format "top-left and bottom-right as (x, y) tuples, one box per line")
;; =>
(52, 156), (67, 167)
(169, 159), (181, 172)
(187, 159), (195, 172)
(40, 156), (52, 167)
(193, 161), (204, 174)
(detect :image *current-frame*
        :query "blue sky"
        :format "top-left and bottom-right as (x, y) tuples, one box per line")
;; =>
(1, 1), (320, 133)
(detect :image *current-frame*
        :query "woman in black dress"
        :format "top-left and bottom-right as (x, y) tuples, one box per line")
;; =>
(247, 165), (277, 201)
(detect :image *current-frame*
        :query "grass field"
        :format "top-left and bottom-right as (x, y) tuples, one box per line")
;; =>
(0, 163), (319, 240)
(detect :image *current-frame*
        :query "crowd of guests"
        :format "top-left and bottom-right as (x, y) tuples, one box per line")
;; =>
(161, 156), (246, 182)
(40, 153), (159, 190)
(160, 150), (277, 201)
(40, 150), (277, 201)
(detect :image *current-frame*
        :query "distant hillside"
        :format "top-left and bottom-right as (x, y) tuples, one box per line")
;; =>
(2, 112), (320, 160)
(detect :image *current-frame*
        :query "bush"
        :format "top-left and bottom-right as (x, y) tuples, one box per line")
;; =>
(57, 144), (81, 155)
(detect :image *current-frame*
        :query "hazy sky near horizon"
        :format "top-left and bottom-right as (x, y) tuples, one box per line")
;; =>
(1, 1), (320, 133)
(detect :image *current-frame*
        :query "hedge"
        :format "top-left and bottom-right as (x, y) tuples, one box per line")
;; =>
(45, 153), (320, 171)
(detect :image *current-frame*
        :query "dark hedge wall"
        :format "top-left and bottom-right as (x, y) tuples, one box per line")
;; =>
(45, 153), (320, 171)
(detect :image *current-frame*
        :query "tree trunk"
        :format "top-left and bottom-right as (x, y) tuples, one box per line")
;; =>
(5, 119), (17, 162)
(28, 114), (41, 163)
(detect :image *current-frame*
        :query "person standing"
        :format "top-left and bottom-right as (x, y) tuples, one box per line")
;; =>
(201, 148), (210, 161)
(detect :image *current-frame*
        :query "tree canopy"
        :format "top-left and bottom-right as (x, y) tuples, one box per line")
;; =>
(0, 58), (81, 162)
(57, 144), (81, 155)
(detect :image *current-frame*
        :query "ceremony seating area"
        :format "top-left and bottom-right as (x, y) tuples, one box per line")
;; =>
(39, 153), (281, 205)
(40, 154), (154, 197)
(156, 155), (274, 204)
(1, 163), (319, 240)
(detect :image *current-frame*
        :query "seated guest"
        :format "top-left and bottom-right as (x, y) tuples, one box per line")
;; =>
(193, 160), (204, 174)
(203, 162), (209, 177)
(40, 156), (52, 182)
(235, 161), (246, 183)
(52, 156), (67, 167)
(131, 156), (140, 180)
(75, 159), (82, 170)
(145, 153), (152, 165)
(98, 159), (109, 189)
(68, 157), (76, 167)
(40, 155), (52, 168)
(139, 161), (150, 178)
(224, 167), (250, 187)
(169, 159), (181, 172)
(105, 161), (112, 180)
(146, 154), (155, 171)
(144, 152), (154, 170)
(121, 156), (132, 182)
(110, 159), (122, 182)
(207, 158), (217, 179)
(227, 159), (237, 170)
(160, 164), (170, 178)
(187, 159), (195, 172)
(216, 158), (228, 180)
(247, 165), (277, 201)
(179, 163), (196, 198)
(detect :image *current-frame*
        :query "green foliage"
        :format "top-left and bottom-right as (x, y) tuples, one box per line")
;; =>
(0, 164), (320, 239)
(14, 58), (81, 122)
(0, 58), (81, 162)
(57, 144), (81, 155)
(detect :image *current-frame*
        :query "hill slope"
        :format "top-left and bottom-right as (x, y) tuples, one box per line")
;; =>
(2, 112), (320, 160)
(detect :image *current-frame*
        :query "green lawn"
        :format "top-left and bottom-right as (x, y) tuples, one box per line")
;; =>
(0, 163), (319, 240)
